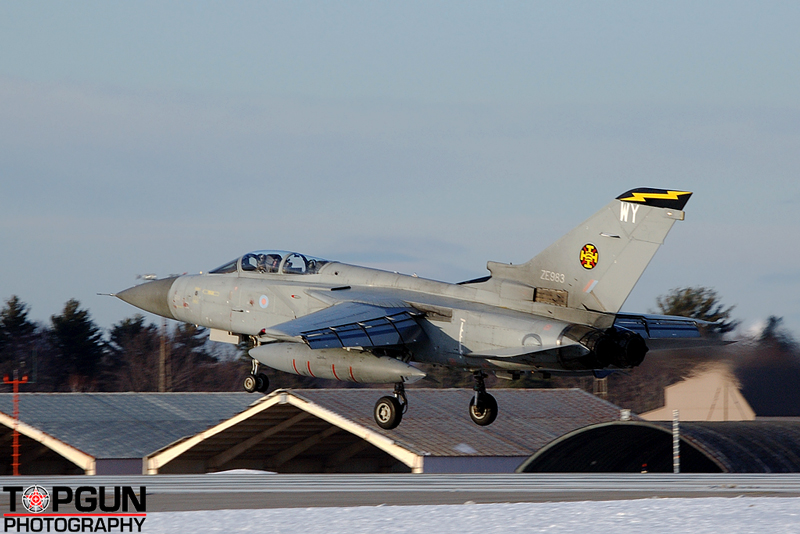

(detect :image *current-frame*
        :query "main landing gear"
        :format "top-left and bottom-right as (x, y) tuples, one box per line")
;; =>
(373, 383), (408, 430)
(372, 374), (499, 430)
(468, 371), (498, 426)
(243, 358), (269, 394)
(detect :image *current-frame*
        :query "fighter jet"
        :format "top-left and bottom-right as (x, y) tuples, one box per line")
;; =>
(117, 188), (710, 429)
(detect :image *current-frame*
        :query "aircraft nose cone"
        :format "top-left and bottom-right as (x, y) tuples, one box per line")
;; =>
(116, 277), (178, 319)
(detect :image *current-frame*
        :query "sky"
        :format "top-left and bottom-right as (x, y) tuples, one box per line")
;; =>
(1, 1), (799, 336)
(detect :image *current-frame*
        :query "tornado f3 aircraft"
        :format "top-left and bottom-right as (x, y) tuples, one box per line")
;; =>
(117, 188), (708, 429)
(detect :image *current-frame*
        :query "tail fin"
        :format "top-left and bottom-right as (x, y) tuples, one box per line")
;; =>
(488, 188), (692, 313)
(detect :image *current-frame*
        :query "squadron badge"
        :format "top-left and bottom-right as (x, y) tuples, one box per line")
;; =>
(580, 244), (598, 270)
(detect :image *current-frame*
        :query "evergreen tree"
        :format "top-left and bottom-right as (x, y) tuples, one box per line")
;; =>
(758, 315), (798, 353)
(0, 296), (38, 380)
(654, 286), (739, 334)
(50, 299), (106, 391)
(107, 314), (161, 391)
(169, 323), (216, 390)
(172, 323), (214, 363)
(733, 316), (800, 416)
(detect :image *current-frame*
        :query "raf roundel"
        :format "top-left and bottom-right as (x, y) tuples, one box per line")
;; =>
(259, 295), (270, 309)
(580, 244), (599, 270)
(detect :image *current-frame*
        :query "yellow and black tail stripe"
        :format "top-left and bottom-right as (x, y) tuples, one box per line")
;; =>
(616, 188), (692, 210)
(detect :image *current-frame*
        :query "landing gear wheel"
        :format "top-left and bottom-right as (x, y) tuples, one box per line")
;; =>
(243, 374), (257, 393)
(469, 371), (498, 426)
(469, 393), (498, 426)
(374, 396), (403, 429)
(255, 373), (269, 393)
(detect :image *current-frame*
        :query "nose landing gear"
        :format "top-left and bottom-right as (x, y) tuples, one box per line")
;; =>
(468, 371), (498, 426)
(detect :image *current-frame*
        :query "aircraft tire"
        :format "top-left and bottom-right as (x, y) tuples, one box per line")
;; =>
(255, 373), (270, 393)
(374, 396), (403, 429)
(468, 393), (498, 426)
(243, 374), (258, 393)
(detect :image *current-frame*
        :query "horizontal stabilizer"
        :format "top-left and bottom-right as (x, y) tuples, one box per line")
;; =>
(614, 313), (730, 351)
(614, 313), (704, 339)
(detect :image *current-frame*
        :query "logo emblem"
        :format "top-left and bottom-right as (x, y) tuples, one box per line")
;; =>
(22, 485), (50, 513)
(259, 295), (269, 309)
(580, 244), (598, 270)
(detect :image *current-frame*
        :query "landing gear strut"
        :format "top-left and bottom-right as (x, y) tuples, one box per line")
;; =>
(243, 358), (269, 394)
(374, 382), (408, 430)
(469, 371), (498, 426)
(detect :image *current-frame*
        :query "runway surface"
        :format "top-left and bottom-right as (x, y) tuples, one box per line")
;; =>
(3, 473), (800, 512)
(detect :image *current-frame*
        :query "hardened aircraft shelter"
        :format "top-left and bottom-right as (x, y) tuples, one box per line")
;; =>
(5, 389), (800, 475)
(0, 389), (624, 475)
(0, 392), (255, 475)
(144, 388), (624, 474)
(517, 420), (800, 473)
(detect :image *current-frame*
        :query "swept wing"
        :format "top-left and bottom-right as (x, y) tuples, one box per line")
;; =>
(263, 301), (424, 349)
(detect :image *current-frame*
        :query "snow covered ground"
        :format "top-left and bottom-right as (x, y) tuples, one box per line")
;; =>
(145, 497), (800, 533)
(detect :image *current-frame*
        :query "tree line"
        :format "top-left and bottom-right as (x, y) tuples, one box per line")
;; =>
(0, 296), (245, 392)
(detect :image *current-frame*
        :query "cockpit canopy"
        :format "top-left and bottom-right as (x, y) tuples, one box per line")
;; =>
(209, 251), (331, 276)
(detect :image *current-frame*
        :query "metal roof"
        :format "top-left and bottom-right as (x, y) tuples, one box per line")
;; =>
(289, 388), (627, 457)
(145, 388), (628, 474)
(0, 392), (256, 458)
(0, 389), (628, 475)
